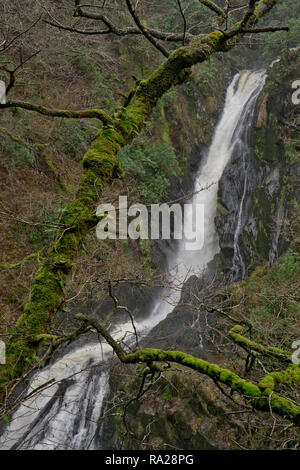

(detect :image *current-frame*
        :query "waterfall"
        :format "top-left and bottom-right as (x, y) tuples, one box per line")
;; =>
(0, 70), (266, 450)
(152, 70), (266, 305)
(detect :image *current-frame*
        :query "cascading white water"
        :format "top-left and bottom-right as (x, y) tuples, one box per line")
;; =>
(151, 70), (266, 310)
(0, 70), (266, 450)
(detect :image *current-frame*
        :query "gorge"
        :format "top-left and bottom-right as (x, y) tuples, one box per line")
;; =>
(0, 69), (270, 450)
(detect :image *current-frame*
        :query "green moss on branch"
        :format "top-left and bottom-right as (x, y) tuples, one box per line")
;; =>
(123, 349), (300, 425)
(74, 315), (300, 425)
(229, 325), (292, 363)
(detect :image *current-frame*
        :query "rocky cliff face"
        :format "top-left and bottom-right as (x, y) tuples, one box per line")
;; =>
(216, 50), (300, 281)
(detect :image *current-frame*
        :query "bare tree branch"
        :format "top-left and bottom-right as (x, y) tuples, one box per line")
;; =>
(108, 280), (139, 347)
(0, 14), (42, 55)
(44, 19), (110, 35)
(71, 3), (194, 43)
(125, 0), (170, 57)
(177, 0), (187, 45)
(44, 18), (194, 43)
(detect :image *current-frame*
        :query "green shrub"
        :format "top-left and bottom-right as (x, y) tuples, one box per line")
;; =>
(0, 136), (35, 168)
(118, 140), (180, 204)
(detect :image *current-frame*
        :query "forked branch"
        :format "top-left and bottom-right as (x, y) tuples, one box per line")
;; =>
(45, 18), (194, 43)
(125, 0), (170, 57)
(71, 2), (194, 43)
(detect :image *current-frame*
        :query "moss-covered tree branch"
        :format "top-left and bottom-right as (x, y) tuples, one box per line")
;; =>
(259, 365), (300, 395)
(0, 101), (114, 125)
(122, 349), (300, 425)
(225, 25), (289, 38)
(74, 314), (300, 425)
(229, 325), (292, 363)
(198, 0), (226, 19)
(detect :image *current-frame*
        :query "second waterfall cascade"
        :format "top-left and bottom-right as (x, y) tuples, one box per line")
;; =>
(0, 70), (266, 450)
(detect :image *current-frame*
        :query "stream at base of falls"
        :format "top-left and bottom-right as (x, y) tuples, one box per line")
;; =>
(0, 70), (266, 450)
